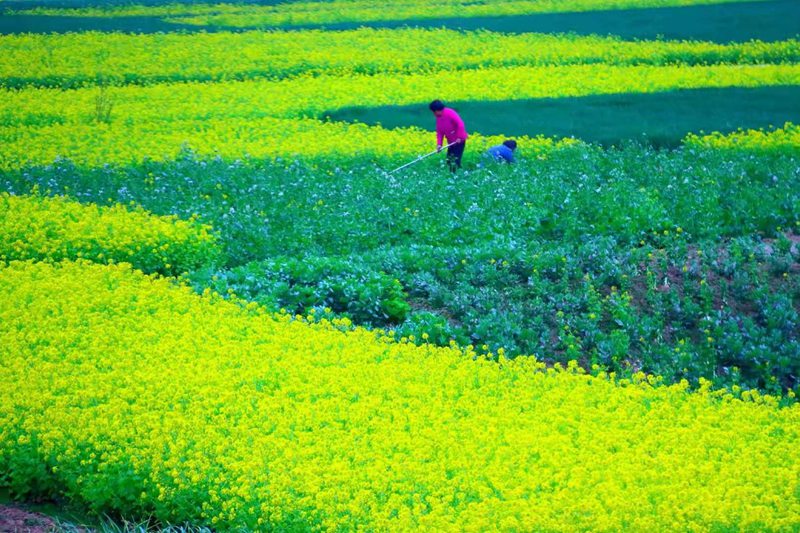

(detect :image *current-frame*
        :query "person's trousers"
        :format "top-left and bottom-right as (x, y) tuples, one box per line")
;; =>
(447, 141), (466, 172)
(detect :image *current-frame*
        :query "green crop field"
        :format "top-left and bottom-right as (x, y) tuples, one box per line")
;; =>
(1, 0), (799, 530)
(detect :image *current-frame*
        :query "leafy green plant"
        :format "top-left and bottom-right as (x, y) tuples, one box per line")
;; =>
(2, 140), (798, 394)
(191, 256), (410, 326)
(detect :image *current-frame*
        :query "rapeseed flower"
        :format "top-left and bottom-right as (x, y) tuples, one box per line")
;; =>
(1, 260), (798, 531)
(0, 193), (219, 274)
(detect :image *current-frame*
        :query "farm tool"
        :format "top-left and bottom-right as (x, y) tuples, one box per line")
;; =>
(386, 141), (457, 175)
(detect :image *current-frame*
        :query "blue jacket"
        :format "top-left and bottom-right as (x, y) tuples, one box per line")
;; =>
(487, 144), (515, 163)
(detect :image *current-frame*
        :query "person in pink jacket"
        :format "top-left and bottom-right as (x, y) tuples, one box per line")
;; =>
(429, 100), (468, 172)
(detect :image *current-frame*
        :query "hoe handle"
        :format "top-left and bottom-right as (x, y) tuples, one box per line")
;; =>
(388, 141), (457, 174)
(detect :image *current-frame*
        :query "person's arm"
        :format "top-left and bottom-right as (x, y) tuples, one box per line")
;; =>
(436, 127), (444, 150)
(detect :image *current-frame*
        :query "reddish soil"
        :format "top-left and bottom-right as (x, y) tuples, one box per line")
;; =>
(0, 505), (59, 533)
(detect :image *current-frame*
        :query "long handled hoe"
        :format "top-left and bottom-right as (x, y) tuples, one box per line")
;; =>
(386, 141), (457, 175)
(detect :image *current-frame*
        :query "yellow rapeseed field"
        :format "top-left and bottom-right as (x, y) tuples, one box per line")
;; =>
(2, 30), (796, 86)
(685, 122), (800, 152)
(2, 63), (797, 168)
(1, 260), (798, 531)
(0, 193), (219, 274)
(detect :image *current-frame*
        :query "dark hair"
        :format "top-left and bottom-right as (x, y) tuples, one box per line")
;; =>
(429, 100), (445, 112)
(503, 139), (517, 150)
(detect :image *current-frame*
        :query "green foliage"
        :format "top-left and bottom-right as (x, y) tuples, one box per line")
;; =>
(5, 141), (797, 264)
(394, 311), (463, 346)
(190, 256), (410, 326)
(1, 140), (798, 395)
(359, 235), (800, 394)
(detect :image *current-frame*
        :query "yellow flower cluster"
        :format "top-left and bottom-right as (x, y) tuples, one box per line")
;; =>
(8, 64), (796, 123)
(685, 122), (800, 152)
(2, 63), (797, 169)
(2, 29), (796, 87)
(1, 259), (799, 531)
(11, 0), (755, 26)
(0, 116), (567, 170)
(0, 193), (219, 275)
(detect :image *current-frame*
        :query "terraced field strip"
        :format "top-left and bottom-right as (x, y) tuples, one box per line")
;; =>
(3, 0), (798, 41)
(2, 260), (799, 531)
(2, 63), (797, 167)
(2, 29), (798, 88)
(7, 0), (764, 21)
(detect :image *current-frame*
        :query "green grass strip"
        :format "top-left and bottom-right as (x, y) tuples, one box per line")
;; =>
(328, 86), (800, 147)
(166, 0), (787, 31)
(8, 0), (762, 20)
(2, 0), (797, 43)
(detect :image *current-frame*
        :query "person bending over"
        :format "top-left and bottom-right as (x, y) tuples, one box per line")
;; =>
(429, 99), (468, 172)
(486, 139), (517, 163)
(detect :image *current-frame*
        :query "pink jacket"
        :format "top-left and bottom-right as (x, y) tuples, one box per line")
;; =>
(436, 107), (468, 147)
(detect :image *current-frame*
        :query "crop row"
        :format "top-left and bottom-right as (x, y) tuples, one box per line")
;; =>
(8, 0), (756, 24)
(2, 259), (798, 531)
(3, 64), (796, 123)
(3, 137), (797, 393)
(195, 256), (412, 326)
(2, 30), (797, 89)
(0, 193), (219, 275)
(192, 233), (800, 396)
(3, 128), (796, 262)
(0, 116), (571, 170)
(169, 0), (791, 29)
(1, 117), (794, 174)
(685, 122), (800, 150)
(1, 64), (797, 169)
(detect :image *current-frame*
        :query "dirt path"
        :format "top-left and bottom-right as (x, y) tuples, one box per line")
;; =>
(0, 504), (60, 533)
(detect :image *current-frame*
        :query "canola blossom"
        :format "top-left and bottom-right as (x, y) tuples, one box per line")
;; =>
(685, 121), (800, 152)
(0, 117), (571, 170)
(2, 63), (797, 169)
(2, 0), (799, 529)
(0, 193), (219, 274)
(1, 30), (797, 88)
(9, 0), (759, 26)
(3, 64), (797, 123)
(1, 259), (799, 531)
